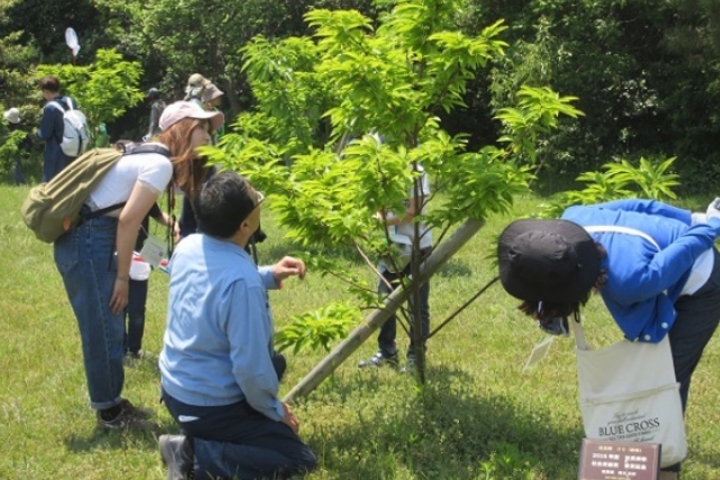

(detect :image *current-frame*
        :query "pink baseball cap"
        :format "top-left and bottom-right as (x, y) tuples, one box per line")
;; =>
(159, 101), (224, 132)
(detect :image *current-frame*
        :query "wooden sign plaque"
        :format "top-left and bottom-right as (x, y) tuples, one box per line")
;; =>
(578, 439), (661, 480)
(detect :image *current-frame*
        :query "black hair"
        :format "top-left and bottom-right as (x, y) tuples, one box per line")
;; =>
(194, 171), (256, 239)
(517, 242), (608, 326)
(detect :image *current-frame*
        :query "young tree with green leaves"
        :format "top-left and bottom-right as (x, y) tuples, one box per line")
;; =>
(203, 0), (582, 392)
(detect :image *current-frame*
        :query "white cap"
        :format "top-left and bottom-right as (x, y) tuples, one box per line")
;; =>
(3, 108), (21, 124)
(159, 101), (224, 132)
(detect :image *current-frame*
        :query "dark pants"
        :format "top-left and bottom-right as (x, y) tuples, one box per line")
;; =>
(664, 248), (720, 472)
(13, 156), (26, 185)
(162, 355), (316, 480)
(124, 279), (148, 355)
(378, 263), (430, 359)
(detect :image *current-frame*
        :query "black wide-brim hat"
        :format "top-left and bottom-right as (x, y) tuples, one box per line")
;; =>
(497, 218), (601, 304)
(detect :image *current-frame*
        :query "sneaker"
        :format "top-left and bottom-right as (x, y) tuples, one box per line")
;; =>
(97, 401), (157, 430)
(159, 434), (194, 480)
(358, 351), (399, 368)
(400, 356), (418, 374)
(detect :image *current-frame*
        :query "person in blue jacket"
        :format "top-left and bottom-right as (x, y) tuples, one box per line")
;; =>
(36, 75), (77, 181)
(158, 171), (316, 480)
(497, 199), (720, 480)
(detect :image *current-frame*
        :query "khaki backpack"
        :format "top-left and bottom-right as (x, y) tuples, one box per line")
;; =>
(21, 144), (171, 243)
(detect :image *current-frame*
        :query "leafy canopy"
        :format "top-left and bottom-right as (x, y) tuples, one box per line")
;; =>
(202, 0), (582, 356)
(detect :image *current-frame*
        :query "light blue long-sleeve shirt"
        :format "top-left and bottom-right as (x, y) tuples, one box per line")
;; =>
(159, 234), (285, 421)
(562, 199), (720, 342)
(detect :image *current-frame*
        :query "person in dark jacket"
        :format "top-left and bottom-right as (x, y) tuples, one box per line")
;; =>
(145, 87), (166, 140)
(36, 75), (78, 181)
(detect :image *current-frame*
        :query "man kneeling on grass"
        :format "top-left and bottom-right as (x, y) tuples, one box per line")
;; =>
(158, 171), (317, 480)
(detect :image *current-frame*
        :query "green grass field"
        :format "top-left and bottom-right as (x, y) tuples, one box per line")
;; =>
(1, 184), (718, 479)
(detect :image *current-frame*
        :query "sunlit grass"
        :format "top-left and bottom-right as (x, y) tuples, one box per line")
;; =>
(1, 185), (718, 479)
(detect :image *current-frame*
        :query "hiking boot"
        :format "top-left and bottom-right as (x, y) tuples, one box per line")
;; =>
(358, 351), (399, 368)
(97, 400), (157, 430)
(159, 434), (194, 480)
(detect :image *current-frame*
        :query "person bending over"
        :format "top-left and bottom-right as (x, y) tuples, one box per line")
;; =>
(497, 199), (720, 480)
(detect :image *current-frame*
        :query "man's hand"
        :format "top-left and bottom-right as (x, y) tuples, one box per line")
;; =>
(272, 256), (306, 283)
(280, 402), (299, 434)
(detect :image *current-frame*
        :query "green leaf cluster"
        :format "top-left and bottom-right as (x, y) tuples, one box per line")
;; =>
(275, 302), (360, 354)
(205, 0), (583, 357)
(541, 156), (680, 218)
(0, 129), (26, 177)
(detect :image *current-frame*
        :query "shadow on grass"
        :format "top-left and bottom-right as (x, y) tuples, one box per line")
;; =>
(63, 420), (178, 454)
(306, 364), (580, 479)
(695, 446), (720, 471)
(435, 258), (473, 278)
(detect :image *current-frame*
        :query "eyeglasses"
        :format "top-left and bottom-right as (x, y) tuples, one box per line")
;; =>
(254, 190), (265, 208)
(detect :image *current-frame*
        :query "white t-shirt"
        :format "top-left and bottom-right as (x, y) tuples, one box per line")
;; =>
(394, 164), (432, 249)
(86, 147), (173, 211)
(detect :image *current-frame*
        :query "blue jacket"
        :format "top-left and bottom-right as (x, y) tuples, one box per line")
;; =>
(562, 199), (720, 342)
(37, 96), (77, 182)
(159, 234), (285, 421)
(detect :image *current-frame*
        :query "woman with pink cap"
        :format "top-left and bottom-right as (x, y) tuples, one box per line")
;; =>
(53, 101), (223, 430)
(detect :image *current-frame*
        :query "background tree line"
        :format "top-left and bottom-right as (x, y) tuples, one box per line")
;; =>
(1, 0), (719, 193)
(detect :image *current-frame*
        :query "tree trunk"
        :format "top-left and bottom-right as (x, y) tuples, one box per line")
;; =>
(283, 218), (485, 403)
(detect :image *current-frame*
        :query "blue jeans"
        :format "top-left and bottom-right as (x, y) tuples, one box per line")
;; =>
(377, 265), (430, 359)
(162, 354), (316, 480)
(124, 279), (148, 355)
(663, 248), (720, 472)
(54, 215), (125, 410)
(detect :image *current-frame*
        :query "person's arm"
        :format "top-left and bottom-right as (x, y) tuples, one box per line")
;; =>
(611, 221), (720, 304)
(37, 105), (59, 141)
(380, 171), (430, 226)
(149, 202), (180, 241)
(226, 282), (285, 421)
(594, 199), (691, 224)
(110, 183), (161, 314)
(258, 257), (307, 290)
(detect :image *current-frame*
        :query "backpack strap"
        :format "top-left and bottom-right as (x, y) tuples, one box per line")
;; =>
(121, 143), (171, 157)
(80, 144), (172, 220)
(47, 100), (65, 112)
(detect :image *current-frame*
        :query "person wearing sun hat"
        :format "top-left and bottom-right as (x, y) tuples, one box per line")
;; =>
(52, 100), (224, 431)
(200, 82), (225, 139)
(497, 198), (720, 480)
(184, 73), (211, 108)
(3, 107), (30, 184)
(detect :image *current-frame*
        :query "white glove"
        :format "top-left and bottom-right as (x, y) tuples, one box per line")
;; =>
(706, 197), (720, 221)
(691, 212), (707, 226)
